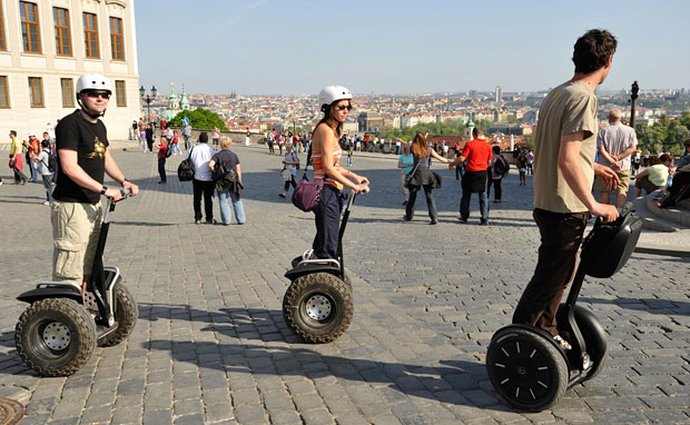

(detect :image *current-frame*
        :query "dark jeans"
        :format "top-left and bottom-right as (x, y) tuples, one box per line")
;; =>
(13, 166), (28, 183)
(487, 177), (502, 200)
(460, 189), (489, 222)
(192, 179), (215, 221)
(512, 208), (589, 336)
(312, 185), (343, 259)
(283, 175), (296, 192)
(405, 184), (437, 221)
(158, 158), (167, 183)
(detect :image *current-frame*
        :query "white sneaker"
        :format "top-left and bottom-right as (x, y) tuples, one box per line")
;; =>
(43, 201), (50, 206)
(553, 335), (572, 351)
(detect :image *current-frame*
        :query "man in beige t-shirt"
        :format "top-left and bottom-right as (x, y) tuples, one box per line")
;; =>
(512, 29), (620, 351)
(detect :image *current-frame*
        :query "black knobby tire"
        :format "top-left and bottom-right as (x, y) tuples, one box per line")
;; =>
(486, 327), (569, 412)
(100, 284), (138, 347)
(15, 298), (97, 377)
(283, 272), (353, 343)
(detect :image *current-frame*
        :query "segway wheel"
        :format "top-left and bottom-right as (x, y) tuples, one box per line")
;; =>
(100, 284), (138, 347)
(283, 272), (353, 343)
(486, 327), (569, 411)
(15, 298), (97, 377)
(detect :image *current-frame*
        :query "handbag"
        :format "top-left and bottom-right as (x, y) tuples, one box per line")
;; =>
(404, 158), (421, 189)
(291, 147), (323, 212)
(177, 147), (195, 181)
(292, 175), (323, 212)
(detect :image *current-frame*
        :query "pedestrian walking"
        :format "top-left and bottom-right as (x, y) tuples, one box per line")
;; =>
(511, 29), (620, 351)
(182, 122), (192, 150)
(189, 132), (216, 224)
(36, 139), (54, 204)
(397, 142), (414, 206)
(404, 132), (450, 224)
(211, 127), (221, 147)
(209, 137), (245, 225)
(487, 145), (509, 203)
(448, 127), (492, 225)
(279, 144), (299, 198)
(9, 130), (28, 184)
(156, 137), (169, 184)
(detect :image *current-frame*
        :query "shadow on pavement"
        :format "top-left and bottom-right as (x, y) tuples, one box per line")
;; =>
(138, 302), (492, 407)
(582, 297), (690, 315)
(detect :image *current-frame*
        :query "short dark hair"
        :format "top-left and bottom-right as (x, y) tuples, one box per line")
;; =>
(198, 131), (208, 143)
(572, 29), (617, 74)
(472, 127), (483, 138)
(10, 130), (17, 137)
(41, 140), (50, 148)
(492, 145), (501, 154)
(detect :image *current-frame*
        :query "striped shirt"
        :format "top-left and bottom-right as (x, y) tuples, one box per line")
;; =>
(313, 144), (343, 190)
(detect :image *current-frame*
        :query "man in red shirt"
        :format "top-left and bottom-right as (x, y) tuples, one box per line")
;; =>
(448, 127), (493, 224)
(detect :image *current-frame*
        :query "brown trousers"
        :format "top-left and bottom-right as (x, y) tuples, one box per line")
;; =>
(512, 208), (589, 336)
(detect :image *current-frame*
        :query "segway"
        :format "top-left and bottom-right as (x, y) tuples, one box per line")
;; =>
(283, 189), (361, 343)
(15, 190), (138, 377)
(486, 204), (643, 411)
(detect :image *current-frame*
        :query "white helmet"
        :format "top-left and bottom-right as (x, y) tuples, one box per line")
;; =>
(76, 73), (112, 94)
(318, 85), (352, 111)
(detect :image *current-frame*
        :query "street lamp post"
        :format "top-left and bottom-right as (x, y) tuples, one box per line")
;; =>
(139, 85), (158, 124)
(629, 81), (639, 128)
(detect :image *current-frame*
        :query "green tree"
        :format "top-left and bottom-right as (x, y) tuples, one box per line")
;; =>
(168, 108), (227, 130)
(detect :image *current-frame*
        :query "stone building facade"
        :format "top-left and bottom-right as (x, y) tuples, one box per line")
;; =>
(0, 0), (140, 140)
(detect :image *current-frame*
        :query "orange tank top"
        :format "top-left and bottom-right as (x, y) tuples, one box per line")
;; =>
(312, 143), (343, 190)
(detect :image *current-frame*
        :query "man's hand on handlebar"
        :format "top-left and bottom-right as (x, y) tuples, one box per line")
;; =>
(590, 201), (619, 224)
(122, 180), (140, 197)
(104, 187), (124, 202)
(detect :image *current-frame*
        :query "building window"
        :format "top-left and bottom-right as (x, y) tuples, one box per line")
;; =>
(109, 17), (124, 61)
(60, 78), (75, 108)
(0, 3), (7, 51)
(115, 80), (126, 107)
(83, 12), (99, 58)
(53, 7), (72, 56)
(20, 2), (42, 54)
(0, 76), (9, 108)
(28, 77), (44, 108)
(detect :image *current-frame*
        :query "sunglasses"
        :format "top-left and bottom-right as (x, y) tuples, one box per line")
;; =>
(84, 90), (111, 99)
(336, 104), (353, 111)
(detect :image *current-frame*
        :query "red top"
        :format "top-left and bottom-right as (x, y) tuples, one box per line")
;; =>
(157, 144), (168, 159)
(461, 138), (493, 172)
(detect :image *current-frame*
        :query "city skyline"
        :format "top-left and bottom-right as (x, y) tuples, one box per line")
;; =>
(135, 1), (689, 95)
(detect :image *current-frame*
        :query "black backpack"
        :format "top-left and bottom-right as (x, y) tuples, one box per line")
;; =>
(177, 147), (195, 181)
(42, 152), (57, 173)
(494, 155), (509, 175)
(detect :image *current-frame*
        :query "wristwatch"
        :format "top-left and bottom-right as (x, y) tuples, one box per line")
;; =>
(120, 177), (129, 186)
(100, 185), (108, 195)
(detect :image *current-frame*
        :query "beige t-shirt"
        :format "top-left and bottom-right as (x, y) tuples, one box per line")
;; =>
(533, 80), (598, 213)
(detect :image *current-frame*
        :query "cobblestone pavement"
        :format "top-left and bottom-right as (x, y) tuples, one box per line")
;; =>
(1, 144), (689, 424)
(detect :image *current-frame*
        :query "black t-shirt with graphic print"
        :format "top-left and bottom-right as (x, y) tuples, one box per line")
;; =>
(52, 110), (110, 204)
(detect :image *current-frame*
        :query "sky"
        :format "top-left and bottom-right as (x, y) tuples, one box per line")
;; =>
(134, 0), (690, 96)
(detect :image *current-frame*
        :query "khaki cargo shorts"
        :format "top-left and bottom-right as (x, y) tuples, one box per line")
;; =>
(51, 200), (103, 283)
(594, 169), (630, 193)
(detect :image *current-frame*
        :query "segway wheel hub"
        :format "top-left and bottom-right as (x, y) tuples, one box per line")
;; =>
(43, 322), (71, 351)
(305, 295), (332, 321)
